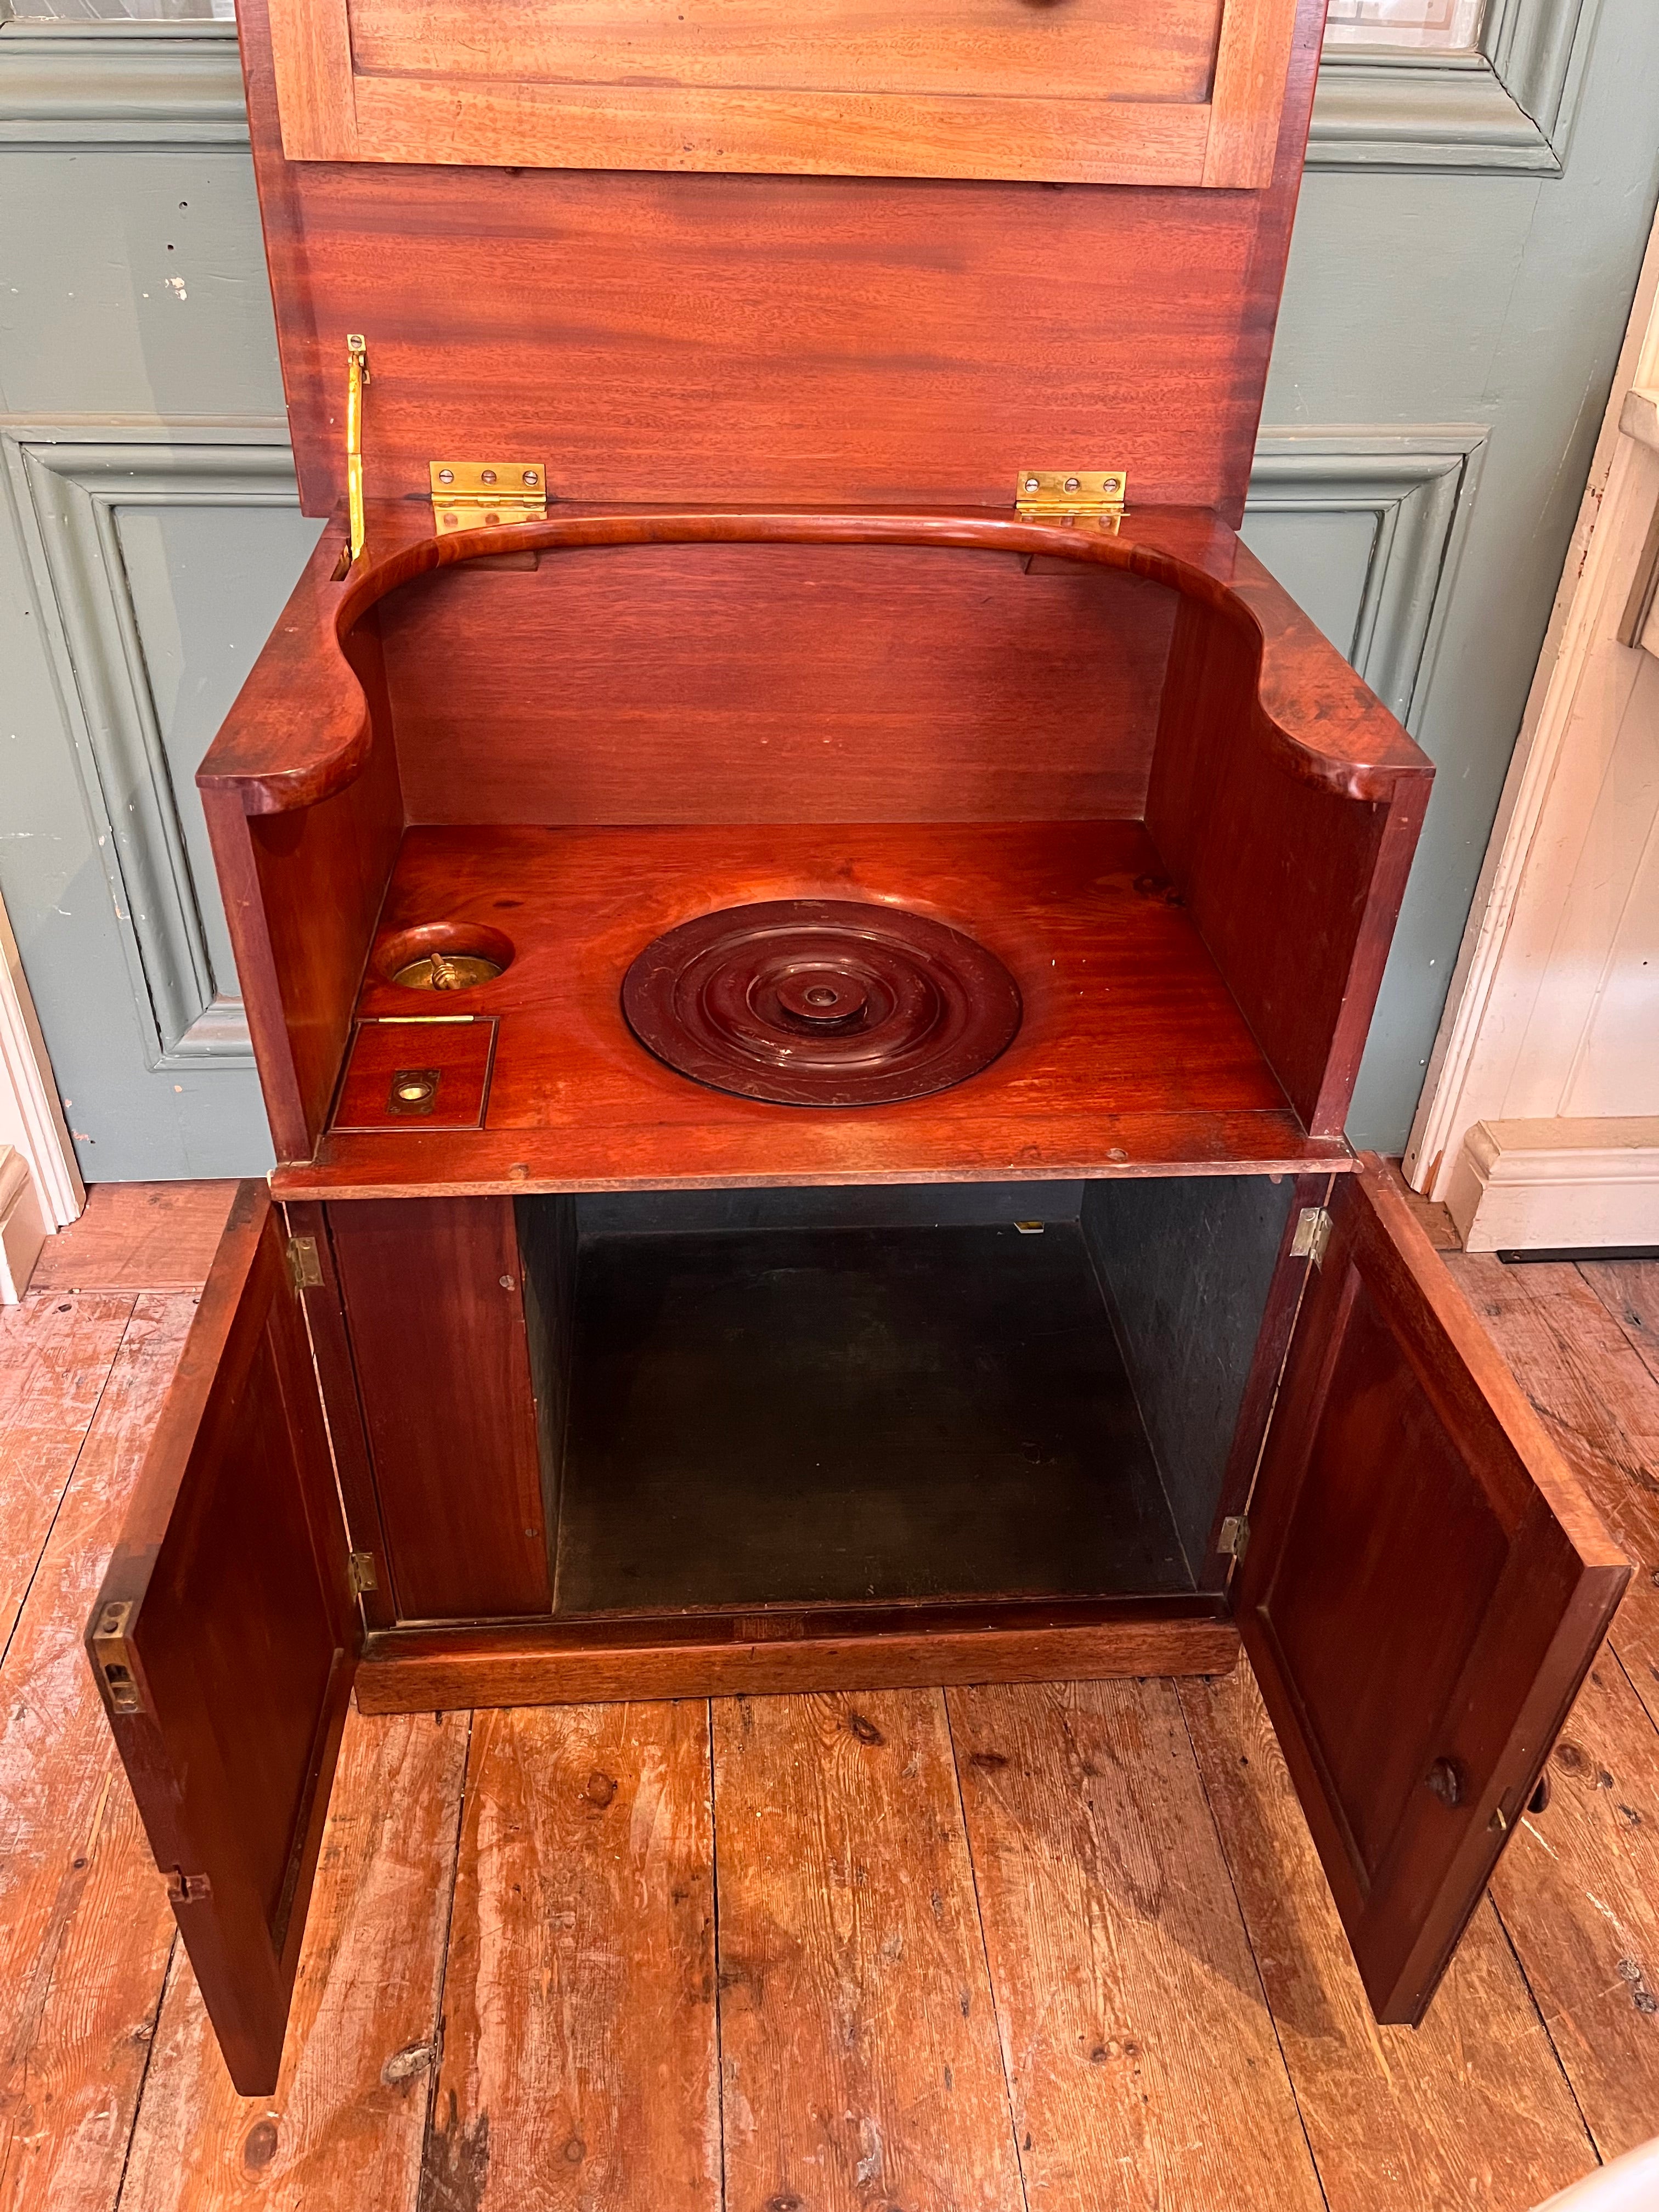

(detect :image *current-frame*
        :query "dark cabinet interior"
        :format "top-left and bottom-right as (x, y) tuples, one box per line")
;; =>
(78, 0), (1633, 2102)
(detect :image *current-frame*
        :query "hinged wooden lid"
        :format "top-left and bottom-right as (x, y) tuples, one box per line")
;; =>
(238, 0), (1324, 523)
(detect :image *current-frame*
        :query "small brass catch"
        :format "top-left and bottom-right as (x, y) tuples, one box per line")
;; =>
(1291, 1206), (1333, 1268)
(347, 1550), (379, 1597)
(91, 1599), (144, 1715)
(1015, 469), (1127, 529)
(166, 1867), (214, 1905)
(430, 462), (548, 537)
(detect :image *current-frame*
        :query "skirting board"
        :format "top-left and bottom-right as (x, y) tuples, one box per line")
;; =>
(1447, 1117), (1659, 1253)
(0, 1146), (47, 1302)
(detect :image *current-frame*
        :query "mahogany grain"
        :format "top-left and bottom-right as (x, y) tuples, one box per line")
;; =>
(238, 0), (1325, 521)
(83, 1186), (358, 2098)
(286, 819), (1346, 1197)
(325, 1196), (550, 1622)
(1239, 1158), (1630, 2025)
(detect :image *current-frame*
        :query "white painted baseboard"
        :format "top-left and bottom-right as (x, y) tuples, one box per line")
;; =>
(0, 1144), (48, 1302)
(1446, 1116), (1659, 1252)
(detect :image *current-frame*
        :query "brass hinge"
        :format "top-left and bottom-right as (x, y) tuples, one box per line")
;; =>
(1015, 469), (1128, 531)
(430, 462), (548, 537)
(286, 1234), (324, 1292)
(1217, 1514), (1250, 1560)
(347, 1550), (379, 1597)
(166, 1867), (214, 1905)
(91, 1598), (144, 1714)
(1291, 1206), (1333, 1268)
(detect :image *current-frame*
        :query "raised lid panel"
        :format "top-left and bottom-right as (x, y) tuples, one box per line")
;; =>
(267, 0), (1297, 188)
(237, 0), (1323, 518)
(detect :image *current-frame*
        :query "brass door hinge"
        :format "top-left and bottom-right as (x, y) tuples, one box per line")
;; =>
(1217, 1514), (1250, 1560)
(1291, 1206), (1333, 1267)
(347, 1550), (379, 1597)
(287, 1234), (324, 1292)
(430, 462), (548, 536)
(91, 1598), (144, 1714)
(1015, 469), (1127, 531)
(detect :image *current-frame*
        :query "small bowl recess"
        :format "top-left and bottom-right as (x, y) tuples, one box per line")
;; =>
(376, 922), (515, 993)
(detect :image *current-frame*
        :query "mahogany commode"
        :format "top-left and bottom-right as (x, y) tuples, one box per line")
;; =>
(84, 0), (1629, 2100)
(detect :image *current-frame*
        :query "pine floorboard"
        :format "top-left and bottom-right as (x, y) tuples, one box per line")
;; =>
(2, 1185), (1658, 2210)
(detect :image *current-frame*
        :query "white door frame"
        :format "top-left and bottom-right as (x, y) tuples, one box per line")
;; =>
(0, 885), (84, 1297)
(1405, 205), (1659, 1250)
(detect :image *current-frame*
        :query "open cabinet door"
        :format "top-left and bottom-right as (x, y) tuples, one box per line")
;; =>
(1238, 1155), (1629, 2025)
(85, 1183), (357, 2095)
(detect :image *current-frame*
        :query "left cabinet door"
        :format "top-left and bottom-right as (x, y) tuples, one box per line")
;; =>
(85, 1182), (359, 2096)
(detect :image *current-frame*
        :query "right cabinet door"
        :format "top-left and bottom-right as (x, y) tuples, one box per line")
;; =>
(1238, 1154), (1629, 2024)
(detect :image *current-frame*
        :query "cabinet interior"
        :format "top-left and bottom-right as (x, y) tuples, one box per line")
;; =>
(479, 1172), (1301, 1629)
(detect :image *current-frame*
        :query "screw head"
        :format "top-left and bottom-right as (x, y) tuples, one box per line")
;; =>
(481, 468), (498, 484)
(437, 467), (454, 484)
(484, 511), (500, 526)
(522, 469), (539, 487)
(1064, 476), (1081, 493)
(442, 511), (458, 527)
(1024, 476), (1040, 493)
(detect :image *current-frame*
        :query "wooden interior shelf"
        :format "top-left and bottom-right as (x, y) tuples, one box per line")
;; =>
(276, 819), (1352, 1197)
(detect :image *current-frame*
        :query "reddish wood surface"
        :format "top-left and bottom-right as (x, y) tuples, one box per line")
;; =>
(712, 1689), (1024, 2211)
(1239, 1155), (1630, 2025)
(201, 536), (403, 1161)
(0, 1297), (192, 2212)
(238, 0), (1324, 522)
(325, 1196), (550, 1623)
(1448, 1255), (1659, 1735)
(378, 545), (1175, 828)
(950, 1678), (1326, 2212)
(269, 0), (1297, 190)
(27, 1183), (238, 1293)
(117, 1707), (469, 2212)
(0, 1290), (132, 1654)
(429, 1703), (720, 2211)
(1182, 1662), (1595, 2209)
(1148, 554), (1431, 1136)
(331, 1017), (497, 1132)
(1487, 1653), (1659, 2163)
(84, 1185), (358, 2098)
(281, 1198), (396, 1633)
(272, 820), (1355, 1198)
(353, 1607), (1240, 1714)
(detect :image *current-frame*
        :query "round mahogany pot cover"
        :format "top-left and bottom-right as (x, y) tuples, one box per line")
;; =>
(620, 898), (1023, 1107)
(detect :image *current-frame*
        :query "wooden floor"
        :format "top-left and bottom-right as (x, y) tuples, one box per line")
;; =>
(4, 1183), (1659, 2212)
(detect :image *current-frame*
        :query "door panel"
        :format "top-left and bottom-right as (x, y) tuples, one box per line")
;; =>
(266, 0), (1297, 186)
(1239, 1155), (1628, 2024)
(85, 1182), (357, 2097)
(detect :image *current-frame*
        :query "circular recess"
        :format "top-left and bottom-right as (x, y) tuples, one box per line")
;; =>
(376, 921), (514, 993)
(621, 898), (1022, 1107)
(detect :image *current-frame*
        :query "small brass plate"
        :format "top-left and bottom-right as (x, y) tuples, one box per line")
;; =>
(392, 951), (504, 991)
(430, 461), (548, 537)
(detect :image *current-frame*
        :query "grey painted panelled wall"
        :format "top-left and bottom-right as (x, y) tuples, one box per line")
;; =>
(1, 5), (1656, 1178)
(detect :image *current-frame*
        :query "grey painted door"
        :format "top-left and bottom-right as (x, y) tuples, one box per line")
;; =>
(1, 4), (1656, 1175)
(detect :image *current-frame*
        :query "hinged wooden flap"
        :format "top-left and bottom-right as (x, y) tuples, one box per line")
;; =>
(235, 0), (1324, 520)
(84, 1183), (358, 2097)
(1237, 1155), (1630, 2025)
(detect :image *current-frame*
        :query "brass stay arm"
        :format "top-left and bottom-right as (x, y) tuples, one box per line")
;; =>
(346, 333), (369, 566)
